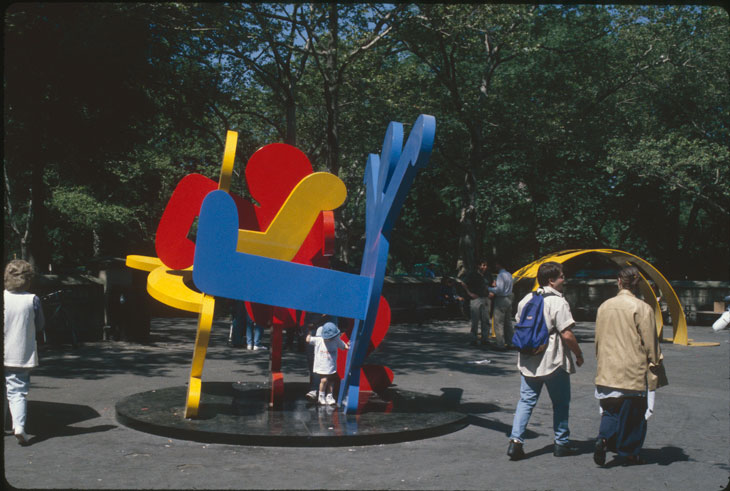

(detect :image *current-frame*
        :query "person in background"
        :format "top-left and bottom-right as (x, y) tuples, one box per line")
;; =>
(440, 277), (465, 318)
(488, 258), (514, 350)
(459, 259), (493, 346)
(4, 260), (45, 446)
(229, 301), (247, 348)
(711, 295), (730, 332)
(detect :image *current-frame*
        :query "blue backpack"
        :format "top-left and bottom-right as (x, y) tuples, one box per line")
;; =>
(512, 292), (551, 355)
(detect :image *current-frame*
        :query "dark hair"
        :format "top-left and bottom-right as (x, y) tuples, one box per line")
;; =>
(618, 265), (642, 292)
(494, 258), (507, 270)
(4, 259), (34, 292)
(537, 261), (562, 287)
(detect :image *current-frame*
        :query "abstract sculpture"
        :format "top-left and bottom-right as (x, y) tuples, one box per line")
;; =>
(127, 115), (436, 417)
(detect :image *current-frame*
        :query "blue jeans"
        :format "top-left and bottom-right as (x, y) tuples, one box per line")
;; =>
(246, 322), (263, 348)
(232, 301), (263, 348)
(510, 369), (571, 445)
(4, 368), (30, 432)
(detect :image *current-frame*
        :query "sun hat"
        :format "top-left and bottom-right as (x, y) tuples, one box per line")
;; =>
(321, 322), (340, 340)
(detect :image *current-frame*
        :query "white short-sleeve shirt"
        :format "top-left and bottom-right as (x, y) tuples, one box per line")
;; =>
(514, 286), (576, 377)
(308, 336), (347, 375)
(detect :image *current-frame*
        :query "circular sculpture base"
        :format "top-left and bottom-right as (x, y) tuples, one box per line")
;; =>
(115, 381), (468, 446)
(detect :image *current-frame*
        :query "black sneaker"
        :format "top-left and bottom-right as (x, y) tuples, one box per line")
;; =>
(621, 455), (646, 466)
(507, 440), (525, 461)
(594, 438), (607, 466)
(554, 442), (579, 457)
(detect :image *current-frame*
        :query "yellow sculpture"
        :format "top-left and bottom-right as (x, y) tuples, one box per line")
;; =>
(513, 249), (718, 347)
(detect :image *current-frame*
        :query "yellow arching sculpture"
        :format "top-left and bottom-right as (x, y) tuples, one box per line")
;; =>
(513, 248), (718, 347)
(126, 131), (350, 417)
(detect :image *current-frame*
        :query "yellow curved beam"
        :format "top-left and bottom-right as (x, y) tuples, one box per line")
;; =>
(126, 254), (164, 272)
(236, 172), (347, 261)
(126, 255), (203, 313)
(513, 248), (708, 346)
(147, 265), (202, 313)
(217, 130), (238, 193)
(185, 294), (215, 418)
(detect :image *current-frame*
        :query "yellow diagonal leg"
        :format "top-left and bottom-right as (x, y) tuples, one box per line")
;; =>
(185, 294), (216, 418)
(218, 130), (238, 193)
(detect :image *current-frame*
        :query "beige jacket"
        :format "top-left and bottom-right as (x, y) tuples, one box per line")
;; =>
(594, 289), (661, 392)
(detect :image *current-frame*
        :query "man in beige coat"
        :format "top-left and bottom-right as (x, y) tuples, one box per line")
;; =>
(593, 265), (665, 466)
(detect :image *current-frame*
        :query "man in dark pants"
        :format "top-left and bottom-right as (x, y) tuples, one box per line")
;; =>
(459, 259), (492, 346)
(593, 265), (665, 466)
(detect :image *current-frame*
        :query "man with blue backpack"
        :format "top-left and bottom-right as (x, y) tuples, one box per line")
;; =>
(507, 261), (584, 461)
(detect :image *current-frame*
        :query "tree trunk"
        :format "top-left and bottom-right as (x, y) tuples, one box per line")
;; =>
(680, 196), (701, 257)
(459, 169), (478, 273)
(324, 5), (340, 176)
(28, 159), (48, 270)
(284, 94), (296, 146)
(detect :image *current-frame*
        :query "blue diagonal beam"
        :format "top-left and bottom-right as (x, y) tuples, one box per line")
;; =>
(193, 190), (372, 320)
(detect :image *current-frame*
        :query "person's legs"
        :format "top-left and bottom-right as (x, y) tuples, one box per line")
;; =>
(230, 302), (246, 347)
(503, 295), (514, 345)
(245, 321), (254, 349)
(595, 397), (622, 465)
(5, 369), (30, 437)
(317, 376), (328, 404)
(324, 375), (337, 405)
(615, 397), (648, 457)
(544, 369), (571, 446)
(480, 298), (491, 342)
(509, 375), (543, 443)
(493, 297), (507, 347)
(469, 298), (481, 342)
(252, 323), (263, 348)
(598, 398), (622, 449)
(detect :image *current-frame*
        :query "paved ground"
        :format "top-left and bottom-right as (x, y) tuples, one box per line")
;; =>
(4, 316), (729, 490)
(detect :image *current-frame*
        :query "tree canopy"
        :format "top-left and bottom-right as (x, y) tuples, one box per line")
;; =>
(4, 4), (728, 280)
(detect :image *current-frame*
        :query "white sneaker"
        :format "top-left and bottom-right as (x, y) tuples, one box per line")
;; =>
(14, 429), (30, 446)
(318, 393), (326, 405)
(326, 393), (337, 406)
(247, 345), (253, 350)
(305, 390), (317, 401)
(253, 345), (267, 351)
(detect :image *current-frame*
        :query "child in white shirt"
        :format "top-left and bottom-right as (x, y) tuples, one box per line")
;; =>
(306, 322), (349, 406)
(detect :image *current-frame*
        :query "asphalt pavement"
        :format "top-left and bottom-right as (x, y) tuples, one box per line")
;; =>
(3, 316), (729, 490)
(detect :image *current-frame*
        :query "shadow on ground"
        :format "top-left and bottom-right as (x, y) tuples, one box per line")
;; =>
(23, 400), (116, 445)
(34, 319), (270, 381)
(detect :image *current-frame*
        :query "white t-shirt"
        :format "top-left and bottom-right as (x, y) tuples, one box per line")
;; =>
(308, 336), (346, 375)
(4, 290), (40, 368)
(514, 286), (576, 377)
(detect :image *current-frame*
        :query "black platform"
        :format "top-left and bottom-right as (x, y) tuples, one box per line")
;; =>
(115, 382), (468, 446)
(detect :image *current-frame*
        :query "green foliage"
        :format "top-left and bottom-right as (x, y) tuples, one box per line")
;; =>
(3, 4), (728, 279)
